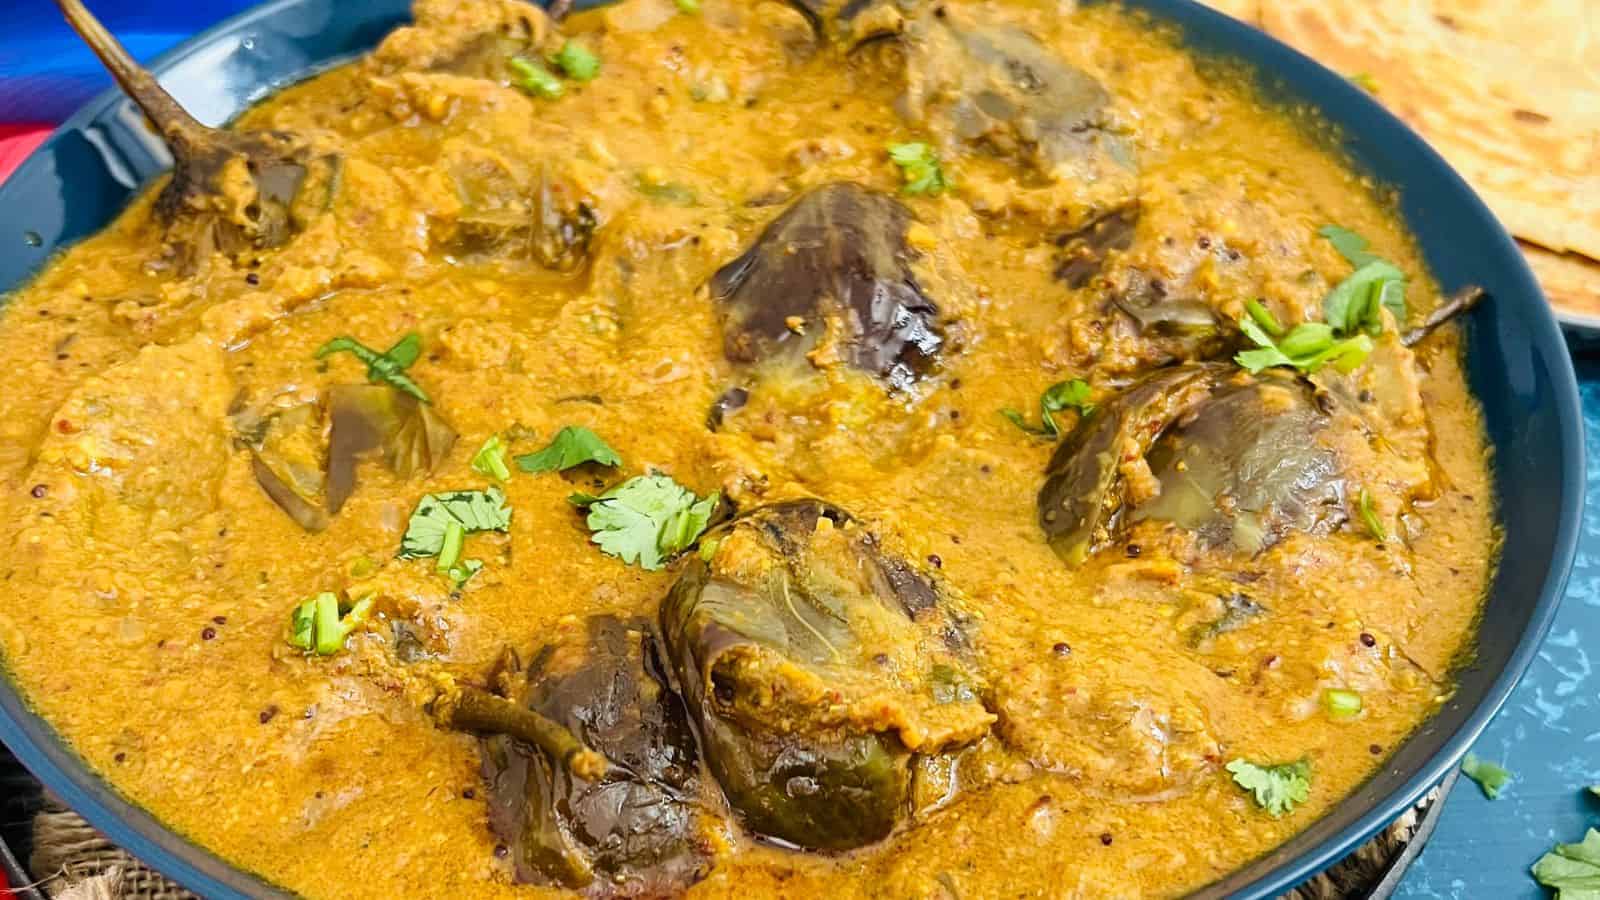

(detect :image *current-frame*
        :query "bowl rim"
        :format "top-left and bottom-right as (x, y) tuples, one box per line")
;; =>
(0, 1), (1584, 898)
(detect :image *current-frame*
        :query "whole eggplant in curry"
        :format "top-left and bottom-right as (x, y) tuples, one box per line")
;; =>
(462, 617), (711, 894)
(709, 183), (943, 391)
(55, 0), (336, 264)
(659, 500), (993, 850)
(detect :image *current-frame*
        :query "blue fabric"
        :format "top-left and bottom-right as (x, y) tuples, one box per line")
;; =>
(0, 3), (251, 121)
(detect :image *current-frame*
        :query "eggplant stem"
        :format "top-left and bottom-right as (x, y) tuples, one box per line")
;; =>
(443, 685), (608, 780)
(1402, 286), (1485, 348)
(54, 0), (207, 144)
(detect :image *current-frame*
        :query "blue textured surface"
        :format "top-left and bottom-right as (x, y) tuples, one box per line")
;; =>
(1398, 355), (1600, 900)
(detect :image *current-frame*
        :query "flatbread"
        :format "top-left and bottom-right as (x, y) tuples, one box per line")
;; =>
(1200, 0), (1600, 318)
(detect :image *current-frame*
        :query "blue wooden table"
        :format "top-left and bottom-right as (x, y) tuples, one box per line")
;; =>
(1398, 354), (1600, 898)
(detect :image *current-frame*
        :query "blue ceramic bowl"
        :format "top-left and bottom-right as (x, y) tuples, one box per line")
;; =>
(0, 1), (1583, 897)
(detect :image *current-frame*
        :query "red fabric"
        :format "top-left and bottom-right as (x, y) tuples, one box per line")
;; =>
(0, 124), (51, 186)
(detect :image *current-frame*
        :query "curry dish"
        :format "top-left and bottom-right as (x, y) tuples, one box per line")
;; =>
(0, 0), (1497, 896)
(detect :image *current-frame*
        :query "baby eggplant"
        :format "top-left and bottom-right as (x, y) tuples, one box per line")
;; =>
(710, 183), (943, 390)
(659, 500), (992, 851)
(468, 617), (710, 893)
(791, 3), (1136, 195)
(1039, 364), (1345, 564)
(56, 0), (333, 261)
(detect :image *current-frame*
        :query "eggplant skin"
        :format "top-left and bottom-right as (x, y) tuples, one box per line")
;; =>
(480, 616), (709, 895)
(658, 499), (991, 851)
(709, 183), (942, 390)
(1038, 364), (1347, 565)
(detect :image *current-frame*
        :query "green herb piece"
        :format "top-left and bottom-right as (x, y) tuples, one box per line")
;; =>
(577, 474), (718, 571)
(1318, 225), (1380, 268)
(1532, 828), (1600, 898)
(287, 592), (374, 656)
(315, 333), (430, 403)
(1003, 378), (1094, 438)
(1245, 299), (1285, 338)
(1357, 487), (1387, 541)
(887, 142), (948, 196)
(1347, 72), (1379, 94)
(675, 0), (700, 13)
(553, 41), (600, 81)
(436, 519), (465, 573)
(1322, 688), (1363, 720)
(634, 178), (696, 205)
(1236, 317), (1374, 376)
(471, 435), (513, 482)
(447, 558), (484, 589)
(1226, 758), (1312, 817)
(1317, 226), (1408, 332)
(515, 426), (622, 473)
(509, 56), (564, 99)
(1461, 752), (1511, 799)
(289, 598), (317, 650)
(1323, 258), (1407, 335)
(398, 486), (512, 560)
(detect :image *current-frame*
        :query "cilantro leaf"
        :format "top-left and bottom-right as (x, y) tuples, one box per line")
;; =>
(888, 142), (948, 196)
(1003, 378), (1094, 438)
(1462, 752), (1512, 799)
(508, 56), (564, 99)
(471, 435), (512, 482)
(553, 41), (600, 81)
(580, 474), (718, 570)
(1533, 828), (1600, 898)
(515, 426), (622, 473)
(675, 0), (700, 13)
(1318, 226), (1408, 331)
(1318, 225), (1380, 268)
(316, 333), (430, 403)
(1245, 298), (1285, 338)
(1226, 758), (1312, 817)
(1235, 317), (1373, 376)
(1323, 258), (1407, 335)
(398, 486), (512, 560)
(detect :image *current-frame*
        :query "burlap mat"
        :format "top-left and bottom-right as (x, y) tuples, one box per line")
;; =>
(24, 784), (1442, 900)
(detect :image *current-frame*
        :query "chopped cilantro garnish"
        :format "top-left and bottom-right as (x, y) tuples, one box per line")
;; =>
(572, 474), (718, 571)
(447, 558), (484, 589)
(1319, 226), (1408, 331)
(398, 486), (512, 560)
(436, 519), (465, 573)
(1357, 487), (1387, 541)
(1245, 298), (1285, 338)
(471, 435), (512, 482)
(887, 142), (948, 196)
(508, 56), (564, 99)
(553, 41), (600, 81)
(1226, 758), (1311, 817)
(1533, 828), (1600, 899)
(1462, 752), (1512, 799)
(1002, 378), (1094, 438)
(315, 333), (430, 403)
(675, 0), (700, 12)
(515, 426), (622, 473)
(1236, 317), (1373, 376)
(1322, 688), (1363, 720)
(287, 592), (373, 656)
